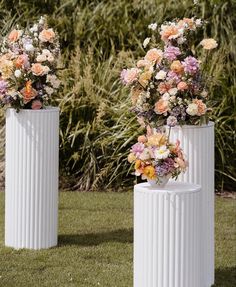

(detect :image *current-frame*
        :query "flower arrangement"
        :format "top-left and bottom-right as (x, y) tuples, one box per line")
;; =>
(128, 129), (187, 184)
(0, 16), (60, 110)
(121, 17), (218, 127)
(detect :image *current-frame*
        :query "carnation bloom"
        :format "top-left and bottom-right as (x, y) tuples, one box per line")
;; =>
(154, 99), (169, 114)
(131, 142), (145, 157)
(170, 60), (184, 74)
(15, 54), (30, 69)
(8, 29), (22, 42)
(136, 59), (152, 69)
(143, 165), (156, 179)
(167, 71), (180, 82)
(120, 68), (139, 85)
(200, 38), (218, 50)
(155, 70), (167, 80)
(164, 46), (181, 61)
(193, 99), (207, 115)
(31, 100), (42, 110)
(182, 56), (199, 74)
(0, 59), (13, 79)
(158, 82), (172, 94)
(177, 81), (188, 91)
(39, 28), (55, 43)
(144, 48), (163, 63)
(154, 145), (170, 160)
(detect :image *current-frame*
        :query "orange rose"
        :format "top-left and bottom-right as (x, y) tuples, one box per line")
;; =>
(193, 99), (207, 116)
(20, 81), (37, 103)
(170, 60), (184, 74)
(145, 48), (163, 63)
(39, 29), (55, 43)
(177, 81), (188, 91)
(143, 165), (156, 179)
(8, 29), (22, 42)
(154, 99), (169, 114)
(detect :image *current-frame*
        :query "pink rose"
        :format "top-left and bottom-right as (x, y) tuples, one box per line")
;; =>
(154, 99), (169, 114)
(177, 81), (188, 91)
(39, 29), (55, 43)
(120, 68), (140, 85)
(31, 100), (42, 110)
(8, 29), (22, 42)
(145, 48), (163, 63)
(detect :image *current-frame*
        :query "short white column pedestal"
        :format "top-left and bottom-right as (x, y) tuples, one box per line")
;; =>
(5, 108), (59, 250)
(134, 182), (201, 287)
(168, 123), (214, 286)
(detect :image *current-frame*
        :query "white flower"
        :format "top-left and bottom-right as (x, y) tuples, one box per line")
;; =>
(139, 148), (151, 161)
(155, 70), (167, 80)
(169, 88), (178, 96)
(154, 146), (170, 160)
(25, 43), (34, 52)
(39, 16), (45, 25)
(36, 54), (47, 62)
(30, 24), (38, 33)
(143, 37), (151, 48)
(45, 86), (54, 95)
(46, 74), (61, 89)
(177, 37), (186, 44)
(148, 23), (157, 31)
(162, 93), (170, 101)
(195, 19), (202, 26)
(14, 69), (21, 78)
(186, 103), (198, 116)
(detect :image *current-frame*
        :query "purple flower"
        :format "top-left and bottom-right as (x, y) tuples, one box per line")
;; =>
(0, 80), (8, 95)
(182, 56), (199, 74)
(167, 116), (178, 127)
(164, 46), (181, 61)
(131, 142), (145, 156)
(156, 158), (175, 176)
(167, 71), (180, 82)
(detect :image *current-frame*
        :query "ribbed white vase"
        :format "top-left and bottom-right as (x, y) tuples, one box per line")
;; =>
(5, 107), (59, 250)
(168, 122), (214, 287)
(134, 182), (201, 287)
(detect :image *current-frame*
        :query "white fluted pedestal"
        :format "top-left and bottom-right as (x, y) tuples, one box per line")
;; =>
(134, 182), (201, 287)
(5, 107), (59, 250)
(168, 123), (214, 286)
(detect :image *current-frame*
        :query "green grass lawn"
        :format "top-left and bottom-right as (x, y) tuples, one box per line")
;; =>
(0, 192), (235, 287)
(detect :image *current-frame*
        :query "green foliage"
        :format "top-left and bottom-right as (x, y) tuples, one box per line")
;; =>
(0, 0), (235, 190)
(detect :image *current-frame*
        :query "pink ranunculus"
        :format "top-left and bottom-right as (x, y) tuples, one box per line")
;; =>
(31, 100), (42, 110)
(120, 68), (140, 85)
(177, 81), (188, 91)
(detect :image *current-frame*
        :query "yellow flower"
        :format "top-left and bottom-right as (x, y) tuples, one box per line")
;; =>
(147, 133), (167, 147)
(135, 160), (142, 170)
(0, 59), (13, 79)
(128, 153), (136, 163)
(143, 165), (156, 179)
(139, 71), (152, 87)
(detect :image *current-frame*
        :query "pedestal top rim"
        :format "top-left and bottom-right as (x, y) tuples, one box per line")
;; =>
(6, 106), (59, 113)
(166, 121), (214, 129)
(134, 182), (201, 194)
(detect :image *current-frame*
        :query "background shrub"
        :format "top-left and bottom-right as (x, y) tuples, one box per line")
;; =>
(0, 0), (235, 191)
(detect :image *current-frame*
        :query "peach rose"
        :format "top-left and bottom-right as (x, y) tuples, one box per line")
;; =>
(170, 60), (184, 74)
(39, 29), (55, 43)
(137, 59), (152, 69)
(193, 99), (207, 116)
(161, 25), (180, 41)
(31, 63), (50, 76)
(138, 135), (147, 143)
(177, 81), (188, 91)
(154, 99), (169, 114)
(158, 82), (172, 94)
(15, 54), (29, 68)
(147, 134), (167, 147)
(8, 29), (22, 42)
(31, 100), (42, 110)
(145, 48), (163, 63)
(200, 38), (218, 50)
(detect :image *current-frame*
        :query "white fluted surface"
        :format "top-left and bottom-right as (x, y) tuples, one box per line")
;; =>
(134, 182), (201, 287)
(5, 108), (59, 250)
(168, 123), (214, 287)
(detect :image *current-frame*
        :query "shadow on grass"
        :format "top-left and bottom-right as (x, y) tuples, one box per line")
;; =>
(58, 228), (133, 247)
(213, 266), (236, 287)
